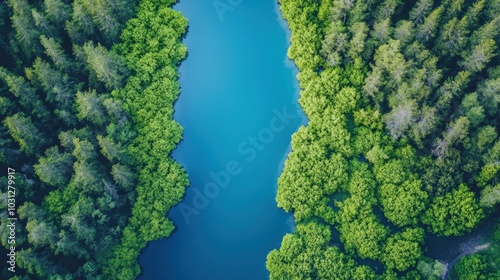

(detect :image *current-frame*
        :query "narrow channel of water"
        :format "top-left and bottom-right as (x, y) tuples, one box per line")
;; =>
(137, 1), (304, 279)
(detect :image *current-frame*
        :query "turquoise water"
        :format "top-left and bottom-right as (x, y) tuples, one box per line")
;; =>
(137, 1), (304, 279)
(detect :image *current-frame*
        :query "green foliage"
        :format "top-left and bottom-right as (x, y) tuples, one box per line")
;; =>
(454, 254), (490, 280)
(102, 1), (189, 278)
(339, 212), (389, 260)
(43, 0), (71, 26)
(267, 222), (376, 280)
(277, 139), (348, 221)
(76, 90), (108, 126)
(461, 93), (485, 126)
(424, 184), (485, 236)
(476, 126), (497, 152)
(97, 135), (124, 162)
(379, 180), (428, 227)
(374, 159), (407, 185)
(480, 184), (500, 208)
(27, 57), (76, 110)
(0, 0), (187, 279)
(66, 0), (136, 45)
(7, 0), (42, 58)
(34, 146), (74, 187)
(83, 42), (128, 90)
(111, 164), (135, 190)
(382, 228), (424, 272)
(417, 6), (443, 42)
(3, 113), (45, 155)
(271, 0), (500, 278)
(461, 39), (496, 73)
(17, 249), (57, 278)
(417, 259), (447, 280)
(40, 35), (71, 70)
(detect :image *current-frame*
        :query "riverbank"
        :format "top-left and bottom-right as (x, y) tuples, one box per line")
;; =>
(426, 219), (493, 263)
(443, 244), (491, 280)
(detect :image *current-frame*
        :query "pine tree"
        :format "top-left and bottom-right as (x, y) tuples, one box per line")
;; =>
(478, 77), (500, 114)
(385, 101), (417, 139)
(111, 164), (135, 190)
(97, 135), (123, 161)
(7, 0), (42, 58)
(40, 35), (71, 70)
(34, 146), (74, 187)
(31, 8), (57, 38)
(29, 58), (75, 109)
(3, 113), (44, 155)
(43, 0), (71, 26)
(436, 17), (469, 56)
(72, 138), (97, 162)
(432, 116), (470, 158)
(66, 0), (97, 44)
(83, 42), (127, 89)
(0, 68), (49, 118)
(462, 39), (496, 73)
(76, 90), (108, 126)
(410, 0), (434, 24)
(416, 7), (443, 43)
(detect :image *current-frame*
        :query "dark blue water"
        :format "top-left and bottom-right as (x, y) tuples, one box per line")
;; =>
(137, 1), (304, 279)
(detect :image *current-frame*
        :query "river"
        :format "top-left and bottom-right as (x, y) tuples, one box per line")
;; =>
(137, 1), (304, 279)
(425, 216), (498, 279)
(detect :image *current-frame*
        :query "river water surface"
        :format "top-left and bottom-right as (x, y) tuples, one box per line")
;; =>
(138, 1), (304, 279)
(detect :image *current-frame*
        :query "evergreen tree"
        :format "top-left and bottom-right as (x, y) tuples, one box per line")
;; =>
(4, 113), (44, 155)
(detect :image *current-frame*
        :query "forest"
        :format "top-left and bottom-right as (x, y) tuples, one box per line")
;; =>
(0, 0), (188, 279)
(1, 0), (500, 279)
(268, 0), (500, 279)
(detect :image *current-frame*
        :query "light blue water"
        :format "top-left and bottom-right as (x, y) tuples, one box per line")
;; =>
(137, 1), (304, 279)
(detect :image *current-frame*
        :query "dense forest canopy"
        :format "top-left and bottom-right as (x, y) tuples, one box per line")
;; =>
(0, 0), (188, 279)
(1, 0), (500, 279)
(269, 0), (500, 279)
